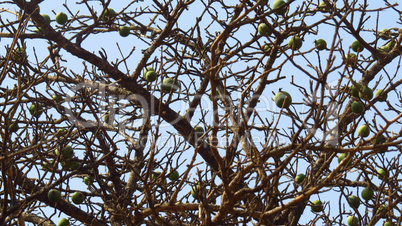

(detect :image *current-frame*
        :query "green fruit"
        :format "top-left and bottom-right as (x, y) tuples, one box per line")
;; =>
(57, 128), (67, 136)
(350, 101), (364, 114)
(372, 134), (386, 145)
(258, 23), (271, 36)
(338, 153), (353, 166)
(29, 103), (43, 117)
(377, 168), (387, 180)
(9, 123), (19, 133)
(34, 27), (44, 34)
(55, 12), (68, 25)
(41, 14), (51, 23)
(310, 200), (323, 212)
(386, 40), (396, 50)
(101, 8), (116, 22)
(152, 171), (162, 180)
(345, 53), (357, 67)
(41, 160), (57, 170)
(357, 125), (370, 137)
(191, 185), (206, 200)
(379, 29), (391, 40)
(48, 189), (61, 203)
(375, 89), (387, 102)
(315, 39), (327, 50)
(145, 71), (158, 82)
(274, 91), (292, 108)
(58, 218), (70, 226)
(119, 25), (130, 37)
(83, 176), (94, 185)
(348, 195), (360, 208)
(168, 170), (179, 180)
(272, 0), (287, 15)
(295, 173), (306, 184)
(67, 161), (80, 171)
(361, 187), (374, 201)
(377, 205), (387, 216)
(346, 215), (359, 226)
(318, 1), (330, 11)
(52, 94), (63, 103)
(349, 83), (362, 98)
(194, 126), (204, 137)
(384, 222), (392, 226)
(71, 191), (85, 204)
(103, 113), (110, 123)
(63, 145), (74, 159)
(358, 86), (373, 100)
(12, 47), (27, 63)
(288, 36), (303, 50)
(162, 78), (180, 93)
(372, 46), (389, 60)
(351, 40), (364, 52)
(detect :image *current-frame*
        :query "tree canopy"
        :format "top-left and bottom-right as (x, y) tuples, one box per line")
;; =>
(1, 0), (402, 225)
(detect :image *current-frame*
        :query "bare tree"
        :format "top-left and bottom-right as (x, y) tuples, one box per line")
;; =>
(1, 0), (402, 225)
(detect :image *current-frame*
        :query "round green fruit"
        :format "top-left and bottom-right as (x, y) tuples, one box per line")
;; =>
(345, 53), (357, 67)
(12, 47), (27, 63)
(350, 101), (364, 114)
(379, 29), (391, 40)
(151, 171), (162, 180)
(349, 83), (362, 98)
(83, 176), (94, 185)
(60, 145), (74, 159)
(29, 103), (43, 117)
(9, 123), (19, 133)
(48, 189), (61, 203)
(318, 1), (330, 11)
(41, 14), (51, 23)
(168, 170), (179, 180)
(386, 40), (396, 50)
(377, 168), (387, 180)
(315, 39), (327, 50)
(357, 125), (370, 137)
(361, 187), (374, 201)
(346, 215), (359, 226)
(119, 25), (130, 37)
(191, 185), (206, 200)
(258, 23), (271, 36)
(194, 126), (204, 137)
(274, 91), (292, 108)
(358, 86), (373, 100)
(58, 218), (70, 226)
(348, 195), (360, 208)
(288, 36), (303, 50)
(372, 134), (386, 145)
(55, 12), (68, 25)
(52, 94), (63, 103)
(162, 78), (180, 93)
(377, 205), (387, 216)
(272, 0), (287, 15)
(351, 40), (364, 52)
(310, 200), (323, 213)
(384, 222), (392, 226)
(338, 153), (353, 166)
(101, 8), (116, 22)
(67, 161), (80, 171)
(375, 89), (387, 102)
(295, 173), (306, 184)
(71, 191), (85, 204)
(145, 71), (158, 82)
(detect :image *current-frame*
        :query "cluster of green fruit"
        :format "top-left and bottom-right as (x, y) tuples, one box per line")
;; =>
(349, 82), (387, 115)
(151, 170), (180, 182)
(142, 66), (181, 93)
(48, 188), (85, 204)
(101, 8), (130, 37)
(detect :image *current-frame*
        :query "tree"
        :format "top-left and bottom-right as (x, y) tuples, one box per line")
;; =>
(1, 0), (401, 225)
